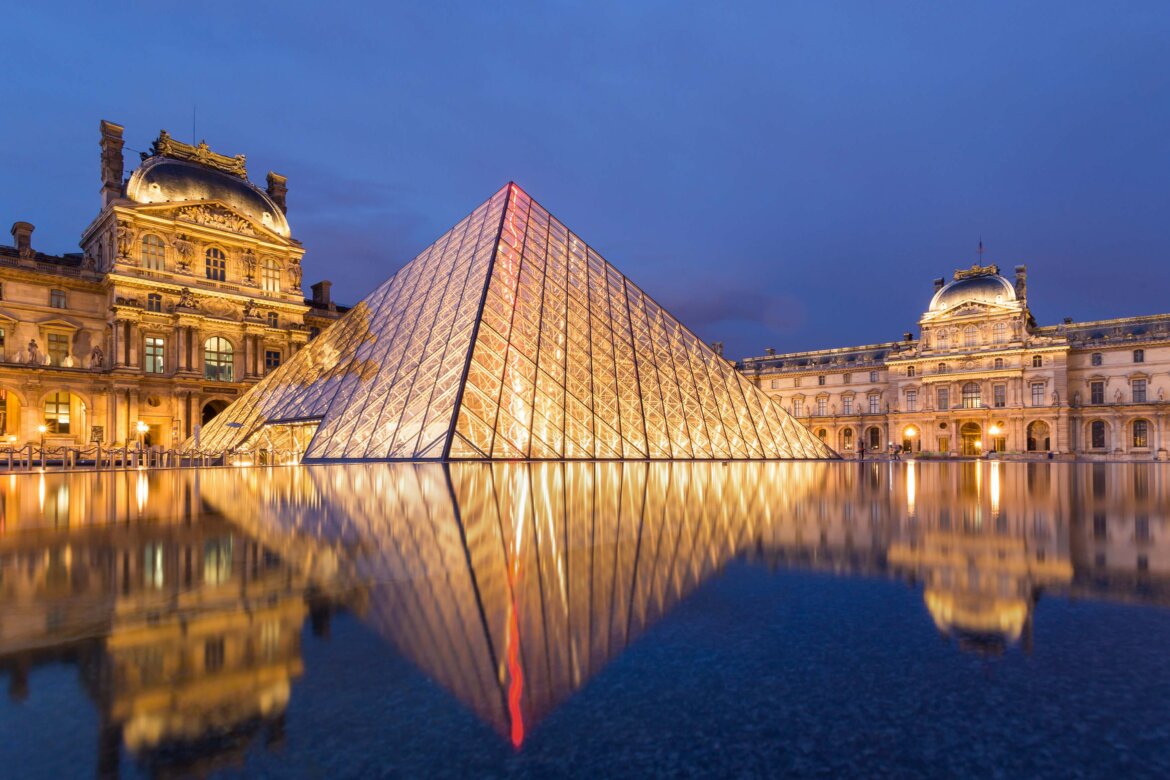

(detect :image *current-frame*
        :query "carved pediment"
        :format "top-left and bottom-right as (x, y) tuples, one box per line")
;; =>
(132, 201), (287, 240)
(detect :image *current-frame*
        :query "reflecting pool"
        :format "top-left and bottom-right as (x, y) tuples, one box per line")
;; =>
(2, 462), (1170, 777)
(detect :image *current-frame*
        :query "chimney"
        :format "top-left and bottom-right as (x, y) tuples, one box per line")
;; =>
(10, 222), (33, 257)
(267, 172), (288, 214)
(933, 277), (946, 291)
(903, 332), (914, 342)
(764, 347), (776, 356)
(1014, 264), (1027, 302)
(311, 280), (333, 309)
(99, 120), (125, 207)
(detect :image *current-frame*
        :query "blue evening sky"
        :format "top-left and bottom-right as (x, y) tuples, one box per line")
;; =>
(2, 2), (1168, 358)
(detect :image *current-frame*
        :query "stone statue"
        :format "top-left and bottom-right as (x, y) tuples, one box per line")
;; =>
(289, 258), (302, 290)
(26, 339), (41, 365)
(177, 287), (198, 309)
(1051, 390), (1059, 405)
(242, 250), (257, 282)
(172, 235), (194, 272)
(89, 346), (104, 370)
(1160, 387), (1165, 402)
(1115, 388), (1123, 402)
(81, 250), (96, 270)
(115, 223), (135, 258)
(242, 299), (258, 319)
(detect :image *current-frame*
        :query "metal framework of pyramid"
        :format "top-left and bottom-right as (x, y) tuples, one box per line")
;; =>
(196, 184), (836, 461)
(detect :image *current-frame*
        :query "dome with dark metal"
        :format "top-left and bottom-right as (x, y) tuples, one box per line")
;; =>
(126, 156), (290, 237)
(928, 271), (1016, 312)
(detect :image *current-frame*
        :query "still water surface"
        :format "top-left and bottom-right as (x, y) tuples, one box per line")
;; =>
(2, 461), (1169, 777)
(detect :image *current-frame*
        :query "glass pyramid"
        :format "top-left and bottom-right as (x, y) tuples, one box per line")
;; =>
(196, 184), (837, 461)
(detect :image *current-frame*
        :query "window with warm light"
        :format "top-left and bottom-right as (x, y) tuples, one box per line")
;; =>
(204, 337), (234, 382)
(145, 336), (165, 374)
(962, 382), (981, 409)
(44, 391), (71, 434)
(963, 326), (978, 347)
(842, 397), (854, 415)
(992, 322), (1006, 343)
(141, 234), (166, 271)
(1133, 419), (1149, 448)
(47, 333), (70, 366)
(262, 257), (281, 293)
(936, 331), (949, 349)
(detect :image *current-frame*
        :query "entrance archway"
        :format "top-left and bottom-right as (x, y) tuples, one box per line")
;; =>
(902, 425), (920, 453)
(1026, 420), (1050, 452)
(866, 426), (882, 452)
(959, 422), (982, 456)
(0, 387), (23, 439)
(202, 399), (230, 426)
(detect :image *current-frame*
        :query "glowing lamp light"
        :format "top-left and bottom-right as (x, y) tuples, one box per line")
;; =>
(37, 425), (47, 435)
(135, 421), (149, 435)
(989, 424), (1002, 436)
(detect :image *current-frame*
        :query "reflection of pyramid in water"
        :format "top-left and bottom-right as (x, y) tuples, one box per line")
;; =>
(197, 184), (836, 460)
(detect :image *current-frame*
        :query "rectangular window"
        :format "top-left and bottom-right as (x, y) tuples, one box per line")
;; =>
(1090, 353), (1102, 367)
(265, 349), (282, 373)
(1090, 381), (1105, 405)
(47, 333), (69, 366)
(869, 370), (878, 382)
(993, 384), (1006, 408)
(1031, 382), (1044, 406)
(937, 436), (950, 452)
(793, 399), (804, 416)
(818, 375), (826, 386)
(906, 390), (917, 412)
(262, 261), (281, 293)
(868, 395), (880, 414)
(50, 289), (66, 309)
(843, 373), (851, 384)
(793, 377), (801, 388)
(936, 388), (950, 410)
(44, 391), (71, 434)
(1134, 349), (1144, 363)
(907, 366), (915, 377)
(842, 397), (854, 415)
(1133, 379), (1147, 403)
(769, 379), (778, 390)
(145, 336), (165, 374)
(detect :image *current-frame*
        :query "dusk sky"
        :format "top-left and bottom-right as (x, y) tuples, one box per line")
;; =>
(3, 2), (1168, 358)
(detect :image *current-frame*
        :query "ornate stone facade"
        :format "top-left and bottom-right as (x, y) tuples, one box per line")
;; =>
(0, 120), (346, 448)
(740, 263), (1170, 459)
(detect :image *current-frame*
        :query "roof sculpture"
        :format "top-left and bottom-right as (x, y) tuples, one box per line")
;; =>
(195, 183), (836, 460)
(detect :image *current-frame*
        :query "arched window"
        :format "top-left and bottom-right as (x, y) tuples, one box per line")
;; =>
(993, 357), (1004, 370)
(205, 247), (227, 281)
(992, 322), (1006, 344)
(1033, 355), (1043, 368)
(204, 337), (234, 382)
(141, 234), (166, 271)
(937, 362), (947, 374)
(147, 292), (163, 312)
(962, 382), (982, 409)
(936, 330), (949, 350)
(261, 257), (281, 293)
(1090, 420), (1107, 449)
(842, 428), (855, 449)
(1133, 419), (1150, 449)
(815, 428), (827, 441)
(963, 326), (978, 348)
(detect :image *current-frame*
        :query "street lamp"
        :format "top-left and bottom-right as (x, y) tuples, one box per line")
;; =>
(37, 424), (47, 467)
(135, 420), (148, 449)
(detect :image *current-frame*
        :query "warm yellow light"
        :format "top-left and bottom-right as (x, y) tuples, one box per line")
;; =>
(37, 424), (47, 434)
(136, 421), (149, 434)
(989, 424), (1002, 436)
(6, 435), (15, 444)
(905, 427), (918, 438)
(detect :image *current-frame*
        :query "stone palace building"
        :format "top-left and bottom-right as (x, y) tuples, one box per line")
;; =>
(740, 262), (1170, 460)
(0, 120), (344, 449)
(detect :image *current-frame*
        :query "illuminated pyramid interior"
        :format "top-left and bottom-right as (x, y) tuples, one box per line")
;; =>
(197, 184), (836, 460)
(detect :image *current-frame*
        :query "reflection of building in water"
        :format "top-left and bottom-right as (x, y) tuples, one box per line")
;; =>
(0, 471), (309, 776)
(4, 462), (1170, 757)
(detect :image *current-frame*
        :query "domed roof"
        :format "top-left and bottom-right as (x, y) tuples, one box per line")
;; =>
(928, 271), (1016, 312)
(126, 156), (290, 238)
